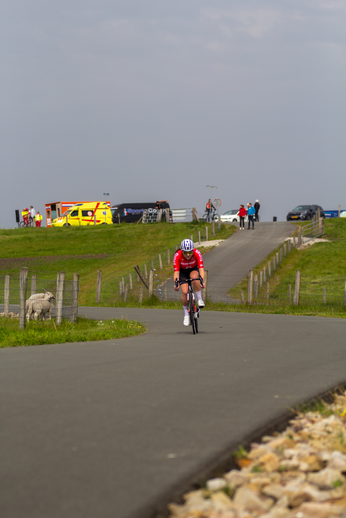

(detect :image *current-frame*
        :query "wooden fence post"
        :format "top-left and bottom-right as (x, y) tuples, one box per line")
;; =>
(144, 264), (148, 279)
(248, 270), (253, 304)
(266, 283), (269, 301)
(298, 227), (302, 246)
(96, 270), (102, 303)
(192, 207), (199, 222)
(241, 290), (244, 304)
(19, 267), (29, 330)
(263, 266), (266, 284)
(56, 271), (65, 325)
(148, 270), (154, 298)
(71, 273), (79, 322)
(203, 270), (208, 301)
(288, 240), (291, 253)
(259, 271), (263, 288)
(293, 270), (301, 306)
(159, 254), (162, 269)
(129, 273), (133, 290)
(124, 285), (128, 302)
(212, 221), (215, 236)
(283, 244), (286, 257)
(4, 275), (10, 317)
(268, 262), (271, 278)
(119, 281), (123, 296)
(31, 275), (37, 296)
(254, 274), (258, 298)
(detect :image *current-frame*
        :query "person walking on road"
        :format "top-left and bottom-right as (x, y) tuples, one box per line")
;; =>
(254, 200), (260, 222)
(247, 203), (255, 230)
(238, 204), (247, 230)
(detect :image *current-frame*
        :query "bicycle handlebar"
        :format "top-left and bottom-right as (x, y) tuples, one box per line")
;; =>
(175, 276), (204, 288)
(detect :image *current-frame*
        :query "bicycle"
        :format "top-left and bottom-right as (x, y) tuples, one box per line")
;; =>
(175, 276), (203, 334)
(20, 218), (32, 228)
(201, 208), (218, 223)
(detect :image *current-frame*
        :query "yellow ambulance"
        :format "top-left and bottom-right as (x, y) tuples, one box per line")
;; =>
(51, 202), (113, 227)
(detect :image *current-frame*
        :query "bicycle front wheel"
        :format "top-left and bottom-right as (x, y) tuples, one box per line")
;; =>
(189, 294), (196, 334)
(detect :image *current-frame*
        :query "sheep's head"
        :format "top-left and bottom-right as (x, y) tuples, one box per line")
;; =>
(43, 290), (55, 301)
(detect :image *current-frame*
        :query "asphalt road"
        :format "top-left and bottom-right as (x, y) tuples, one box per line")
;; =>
(1, 306), (345, 518)
(203, 221), (295, 301)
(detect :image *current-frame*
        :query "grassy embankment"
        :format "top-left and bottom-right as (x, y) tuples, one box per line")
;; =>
(1, 219), (345, 322)
(226, 218), (346, 317)
(0, 221), (235, 346)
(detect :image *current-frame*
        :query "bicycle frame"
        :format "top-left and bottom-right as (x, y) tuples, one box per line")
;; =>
(176, 277), (202, 334)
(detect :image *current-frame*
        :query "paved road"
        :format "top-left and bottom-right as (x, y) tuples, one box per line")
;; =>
(160, 222), (295, 303)
(1, 307), (345, 518)
(203, 222), (295, 301)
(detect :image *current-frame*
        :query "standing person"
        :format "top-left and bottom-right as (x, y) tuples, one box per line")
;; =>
(173, 239), (205, 326)
(206, 199), (215, 222)
(29, 206), (36, 225)
(35, 212), (43, 227)
(22, 208), (29, 226)
(247, 203), (256, 230)
(254, 200), (260, 222)
(238, 204), (247, 230)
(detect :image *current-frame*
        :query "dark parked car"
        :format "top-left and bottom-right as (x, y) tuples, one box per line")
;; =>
(286, 205), (325, 221)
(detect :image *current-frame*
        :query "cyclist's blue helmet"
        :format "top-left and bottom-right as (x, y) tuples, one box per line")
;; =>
(180, 239), (194, 252)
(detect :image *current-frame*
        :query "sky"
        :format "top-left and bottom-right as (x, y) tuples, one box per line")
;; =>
(1, 0), (345, 228)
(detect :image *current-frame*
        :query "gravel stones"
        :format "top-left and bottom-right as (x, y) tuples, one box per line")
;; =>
(168, 392), (346, 518)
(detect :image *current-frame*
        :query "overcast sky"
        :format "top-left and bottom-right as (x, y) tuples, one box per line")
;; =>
(1, 0), (345, 228)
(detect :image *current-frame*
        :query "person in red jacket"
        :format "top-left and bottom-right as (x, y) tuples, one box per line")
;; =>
(173, 239), (205, 326)
(238, 204), (247, 230)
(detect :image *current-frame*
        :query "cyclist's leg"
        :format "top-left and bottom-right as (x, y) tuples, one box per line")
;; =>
(190, 269), (204, 307)
(179, 271), (190, 326)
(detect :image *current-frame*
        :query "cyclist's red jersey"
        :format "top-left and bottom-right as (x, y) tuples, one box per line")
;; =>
(173, 249), (204, 271)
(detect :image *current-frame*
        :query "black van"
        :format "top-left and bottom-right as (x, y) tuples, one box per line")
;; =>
(111, 201), (170, 223)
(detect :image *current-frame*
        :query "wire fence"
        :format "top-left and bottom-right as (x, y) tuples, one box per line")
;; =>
(0, 270), (79, 330)
(95, 223), (222, 305)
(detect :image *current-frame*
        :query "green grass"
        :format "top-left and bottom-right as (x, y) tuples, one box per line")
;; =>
(0, 317), (146, 347)
(0, 221), (236, 305)
(226, 219), (346, 315)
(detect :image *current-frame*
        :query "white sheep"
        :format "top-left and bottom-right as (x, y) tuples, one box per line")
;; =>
(26, 290), (55, 320)
(28, 299), (54, 321)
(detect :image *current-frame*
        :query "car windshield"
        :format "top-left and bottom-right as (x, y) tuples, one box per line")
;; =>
(292, 205), (311, 211)
(225, 210), (238, 215)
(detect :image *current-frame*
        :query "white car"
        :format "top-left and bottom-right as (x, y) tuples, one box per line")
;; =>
(220, 209), (248, 223)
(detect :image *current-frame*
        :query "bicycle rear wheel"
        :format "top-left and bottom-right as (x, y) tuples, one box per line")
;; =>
(189, 294), (196, 334)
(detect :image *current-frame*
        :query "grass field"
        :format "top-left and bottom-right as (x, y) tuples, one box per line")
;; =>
(1, 218), (345, 323)
(0, 221), (236, 305)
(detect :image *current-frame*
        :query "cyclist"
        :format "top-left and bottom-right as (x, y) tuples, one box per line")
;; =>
(173, 239), (205, 326)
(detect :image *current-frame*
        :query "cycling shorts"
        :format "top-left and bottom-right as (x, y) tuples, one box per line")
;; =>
(179, 267), (199, 284)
